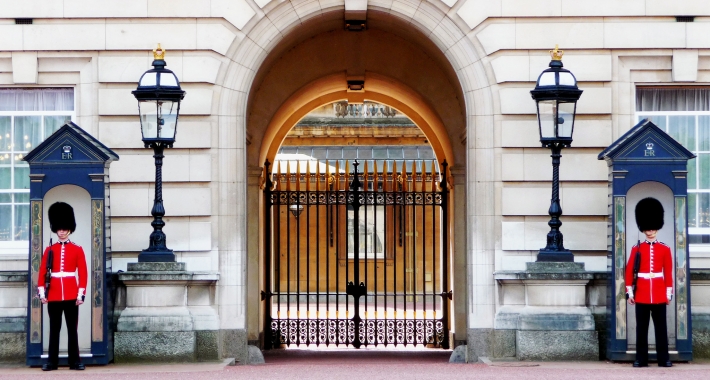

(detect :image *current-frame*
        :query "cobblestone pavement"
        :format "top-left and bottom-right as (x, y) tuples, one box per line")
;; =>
(1, 349), (709, 380)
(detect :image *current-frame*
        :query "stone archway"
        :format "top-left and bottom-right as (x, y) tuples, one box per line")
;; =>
(211, 3), (497, 357)
(258, 72), (455, 167)
(240, 10), (474, 349)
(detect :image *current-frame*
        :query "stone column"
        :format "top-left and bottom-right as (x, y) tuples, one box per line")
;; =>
(115, 263), (219, 362)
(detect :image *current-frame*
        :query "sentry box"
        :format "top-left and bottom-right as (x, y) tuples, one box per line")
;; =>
(598, 119), (694, 362)
(23, 122), (118, 366)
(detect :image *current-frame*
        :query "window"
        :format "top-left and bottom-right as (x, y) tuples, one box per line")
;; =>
(347, 205), (385, 259)
(0, 88), (74, 247)
(636, 88), (710, 238)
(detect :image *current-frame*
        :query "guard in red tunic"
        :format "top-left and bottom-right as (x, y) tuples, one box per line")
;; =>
(37, 202), (87, 371)
(626, 197), (674, 368)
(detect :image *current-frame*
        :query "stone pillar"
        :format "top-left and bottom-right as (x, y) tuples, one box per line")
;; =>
(494, 262), (599, 360)
(0, 271), (27, 362)
(115, 263), (219, 362)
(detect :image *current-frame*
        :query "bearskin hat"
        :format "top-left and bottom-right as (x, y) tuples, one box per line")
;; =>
(48, 202), (76, 233)
(635, 197), (664, 232)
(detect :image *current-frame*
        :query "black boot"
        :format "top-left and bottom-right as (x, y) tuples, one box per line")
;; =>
(633, 361), (648, 368)
(69, 363), (85, 370)
(41, 364), (57, 371)
(658, 361), (672, 367)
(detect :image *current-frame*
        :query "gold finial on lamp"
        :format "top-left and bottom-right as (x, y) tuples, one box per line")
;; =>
(550, 44), (564, 61)
(153, 44), (165, 60)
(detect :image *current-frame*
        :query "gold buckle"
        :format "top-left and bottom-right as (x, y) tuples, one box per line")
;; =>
(649, 273), (655, 279)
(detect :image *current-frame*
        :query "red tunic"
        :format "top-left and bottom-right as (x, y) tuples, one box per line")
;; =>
(625, 240), (673, 304)
(37, 241), (88, 302)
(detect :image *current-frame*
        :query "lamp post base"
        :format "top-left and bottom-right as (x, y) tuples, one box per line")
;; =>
(536, 249), (574, 262)
(138, 249), (175, 263)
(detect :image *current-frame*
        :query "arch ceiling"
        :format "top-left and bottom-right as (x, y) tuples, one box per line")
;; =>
(242, 9), (474, 168)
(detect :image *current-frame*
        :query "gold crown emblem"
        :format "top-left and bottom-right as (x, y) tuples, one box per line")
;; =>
(153, 43), (165, 60)
(550, 44), (564, 61)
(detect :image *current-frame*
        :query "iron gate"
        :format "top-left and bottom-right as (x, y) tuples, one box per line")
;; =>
(262, 159), (451, 348)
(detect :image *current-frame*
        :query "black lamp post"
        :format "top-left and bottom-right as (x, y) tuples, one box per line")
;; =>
(530, 45), (583, 262)
(132, 44), (186, 262)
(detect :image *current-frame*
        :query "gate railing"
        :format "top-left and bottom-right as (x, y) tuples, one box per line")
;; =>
(262, 159), (451, 348)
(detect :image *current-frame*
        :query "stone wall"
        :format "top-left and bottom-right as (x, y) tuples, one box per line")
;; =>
(0, 272), (27, 363)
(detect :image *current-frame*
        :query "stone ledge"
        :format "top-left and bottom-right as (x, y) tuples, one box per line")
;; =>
(118, 271), (219, 283)
(691, 269), (710, 281)
(495, 271), (594, 281)
(128, 262), (186, 271)
(0, 271), (28, 282)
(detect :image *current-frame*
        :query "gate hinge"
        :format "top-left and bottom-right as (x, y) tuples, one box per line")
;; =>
(260, 290), (269, 301)
(445, 290), (452, 300)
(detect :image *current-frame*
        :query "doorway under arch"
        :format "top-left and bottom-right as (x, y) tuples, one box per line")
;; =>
(263, 98), (451, 348)
(243, 10), (470, 350)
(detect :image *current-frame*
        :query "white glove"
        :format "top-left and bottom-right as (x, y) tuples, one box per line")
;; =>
(38, 286), (46, 299)
(667, 287), (673, 302)
(626, 286), (634, 299)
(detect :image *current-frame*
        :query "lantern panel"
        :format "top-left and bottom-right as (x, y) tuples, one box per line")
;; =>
(537, 100), (557, 139)
(557, 101), (576, 138)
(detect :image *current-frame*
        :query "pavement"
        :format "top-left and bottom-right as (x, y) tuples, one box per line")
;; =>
(1, 348), (710, 380)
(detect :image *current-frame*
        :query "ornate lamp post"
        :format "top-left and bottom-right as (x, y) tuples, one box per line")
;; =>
(530, 46), (583, 262)
(132, 44), (186, 262)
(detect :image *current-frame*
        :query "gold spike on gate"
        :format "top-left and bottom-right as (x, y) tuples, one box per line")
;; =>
(372, 161), (379, 191)
(345, 160), (350, 188)
(363, 160), (369, 191)
(334, 160), (341, 191)
(400, 160), (408, 192)
(275, 160), (282, 191)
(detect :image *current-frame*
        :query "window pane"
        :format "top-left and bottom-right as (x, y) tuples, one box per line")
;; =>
(311, 148), (327, 159)
(700, 154), (710, 190)
(700, 193), (710, 228)
(636, 88), (710, 112)
(373, 148), (387, 159)
(0, 205), (10, 241)
(14, 165), (29, 190)
(402, 147), (418, 159)
(15, 193), (29, 203)
(667, 116), (695, 150)
(0, 193), (9, 203)
(0, 116), (10, 152)
(638, 114), (667, 130)
(388, 147), (403, 159)
(14, 204), (29, 241)
(44, 116), (69, 138)
(342, 147), (357, 159)
(0, 167), (9, 189)
(689, 193), (697, 228)
(14, 116), (42, 152)
(700, 116), (710, 152)
(326, 148), (342, 159)
(688, 157), (697, 190)
(357, 148), (372, 159)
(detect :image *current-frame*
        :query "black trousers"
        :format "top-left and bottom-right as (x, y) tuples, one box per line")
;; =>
(47, 300), (80, 366)
(635, 303), (669, 364)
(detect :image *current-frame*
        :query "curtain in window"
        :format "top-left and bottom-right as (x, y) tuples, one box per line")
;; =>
(636, 88), (710, 112)
(0, 88), (74, 111)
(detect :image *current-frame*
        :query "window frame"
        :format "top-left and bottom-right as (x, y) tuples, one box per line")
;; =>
(634, 110), (710, 236)
(0, 88), (75, 254)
